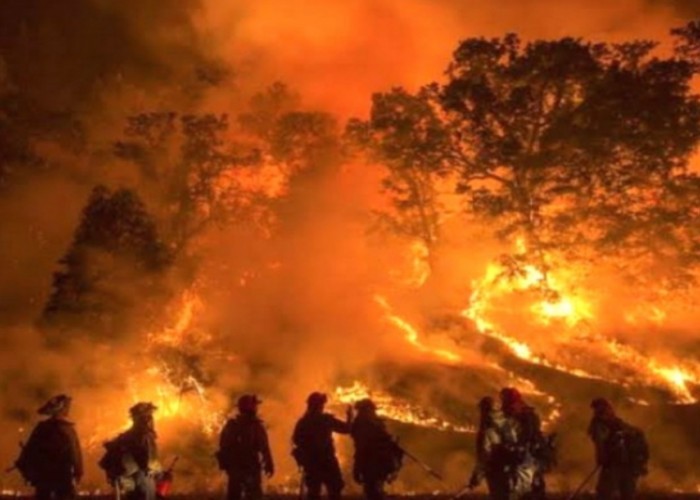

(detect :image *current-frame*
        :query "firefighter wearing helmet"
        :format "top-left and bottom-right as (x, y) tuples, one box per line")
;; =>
(350, 398), (404, 500)
(97, 402), (162, 500)
(588, 398), (648, 500)
(217, 394), (274, 500)
(498, 388), (547, 500)
(14, 394), (83, 500)
(292, 392), (352, 500)
(467, 396), (509, 500)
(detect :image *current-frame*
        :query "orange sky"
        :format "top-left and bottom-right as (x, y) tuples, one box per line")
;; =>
(200, 0), (693, 116)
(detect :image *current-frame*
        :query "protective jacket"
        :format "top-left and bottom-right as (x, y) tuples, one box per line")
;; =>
(502, 405), (545, 499)
(351, 414), (402, 482)
(588, 415), (648, 500)
(17, 417), (83, 486)
(293, 412), (350, 466)
(219, 414), (274, 474)
(293, 411), (349, 500)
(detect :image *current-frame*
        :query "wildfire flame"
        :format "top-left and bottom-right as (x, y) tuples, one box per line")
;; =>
(125, 365), (223, 436)
(373, 290), (562, 429)
(142, 290), (223, 434)
(389, 240), (432, 288)
(374, 294), (461, 364)
(147, 290), (210, 346)
(463, 238), (700, 403)
(334, 381), (475, 433)
(84, 289), (225, 451)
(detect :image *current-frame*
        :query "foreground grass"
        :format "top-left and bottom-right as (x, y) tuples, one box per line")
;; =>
(4, 495), (700, 500)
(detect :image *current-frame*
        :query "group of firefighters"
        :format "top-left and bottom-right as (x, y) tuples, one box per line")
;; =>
(11, 388), (648, 500)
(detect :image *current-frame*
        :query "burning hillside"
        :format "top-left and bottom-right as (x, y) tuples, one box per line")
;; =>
(4, 0), (700, 497)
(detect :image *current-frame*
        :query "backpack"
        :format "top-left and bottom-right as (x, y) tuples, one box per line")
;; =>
(15, 420), (71, 485)
(98, 434), (141, 482)
(98, 438), (126, 482)
(290, 414), (319, 469)
(352, 417), (404, 482)
(608, 422), (649, 475)
(290, 446), (307, 469)
(622, 425), (649, 475)
(217, 417), (264, 470)
(381, 438), (404, 482)
(14, 440), (39, 485)
(531, 433), (558, 473)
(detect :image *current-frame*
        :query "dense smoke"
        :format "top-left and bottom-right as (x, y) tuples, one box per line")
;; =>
(2, 0), (700, 496)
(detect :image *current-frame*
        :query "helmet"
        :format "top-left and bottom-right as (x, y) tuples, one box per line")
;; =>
(500, 387), (525, 416)
(354, 398), (377, 412)
(38, 394), (71, 416)
(306, 392), (328, 408)
(129, 402), (158, 418)
(590, 397), (616, 419)
(590, 397), (613, 411)
(499, 387), (523, 405)
(478, 396), (494, 412)
(237, 394), (261, 413)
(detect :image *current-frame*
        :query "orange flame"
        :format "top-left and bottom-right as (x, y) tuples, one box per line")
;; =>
(334, 381), (474, 433)
(463, 238), (700, 403)
(374, 294), (461, 363)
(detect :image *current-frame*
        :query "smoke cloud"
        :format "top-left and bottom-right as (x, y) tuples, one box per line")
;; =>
(1, 0), (700, 495)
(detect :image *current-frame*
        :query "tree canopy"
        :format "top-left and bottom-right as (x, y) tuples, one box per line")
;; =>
(352, 32), (700, 286)
(41, 185), (171, 341)
(347, 86), (453, 264)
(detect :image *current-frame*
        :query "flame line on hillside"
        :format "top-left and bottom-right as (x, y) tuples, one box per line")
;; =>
(334, 381), (475, 433)
(374, 294), (461, 363)
(464, 242), (700, 404)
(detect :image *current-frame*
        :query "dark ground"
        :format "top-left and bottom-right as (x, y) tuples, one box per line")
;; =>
(2, 495), (700, 500)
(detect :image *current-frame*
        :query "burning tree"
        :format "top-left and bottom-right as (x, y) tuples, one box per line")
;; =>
(41, 185), (171, 341)
(240, 82), (342, 183)
(346, 30), (700, 416)
(238, 81), (302, 141)
(114, 83), (341, 258)
(347, 86), (453, 271)
(114, 112), (267, 257)
(358, 33), (700, 292)
(440, 34), (700, 281)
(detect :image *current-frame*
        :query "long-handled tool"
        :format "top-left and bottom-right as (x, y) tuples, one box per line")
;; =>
(113, 479), (121, 500)
(297, 468), (306, 500)
(449, 483), (474, 500)
(566, 465), (600, 500)
(6, 441), (24, 475)
(401, 448), (444, 482)
(449, 469), (482, 500)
